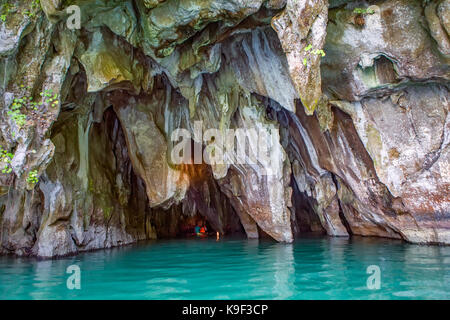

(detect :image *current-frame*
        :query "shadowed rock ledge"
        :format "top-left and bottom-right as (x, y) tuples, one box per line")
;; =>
(0, 0), (448, 257)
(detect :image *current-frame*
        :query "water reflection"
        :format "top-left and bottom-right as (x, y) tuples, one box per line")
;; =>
(0, 237), (449, 299)
(31, 260), (60, 300)
(271, 244), (295, 299)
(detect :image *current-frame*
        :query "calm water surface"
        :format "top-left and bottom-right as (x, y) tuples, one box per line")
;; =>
(0, 237), (449, 299)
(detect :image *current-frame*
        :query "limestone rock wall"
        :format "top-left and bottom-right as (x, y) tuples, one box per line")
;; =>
(0, 0), (448, 257)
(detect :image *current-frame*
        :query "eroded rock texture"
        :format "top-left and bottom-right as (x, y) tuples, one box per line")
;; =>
(0, 0), (448, 257)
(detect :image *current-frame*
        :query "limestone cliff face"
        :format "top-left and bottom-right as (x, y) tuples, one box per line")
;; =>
(0, 0), (448, 257)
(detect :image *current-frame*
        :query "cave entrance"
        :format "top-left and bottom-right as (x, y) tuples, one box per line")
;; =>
(144, 162), (246, 240)
(146, 199), (246, 240)
(95, 107), (247, 241)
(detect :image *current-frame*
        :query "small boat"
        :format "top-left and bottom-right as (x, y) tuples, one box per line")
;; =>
(185, 232), (209, 238)
(196, 232), (208, 238)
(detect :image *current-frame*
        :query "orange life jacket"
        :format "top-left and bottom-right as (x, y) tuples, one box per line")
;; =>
(200, 227), (206, 233)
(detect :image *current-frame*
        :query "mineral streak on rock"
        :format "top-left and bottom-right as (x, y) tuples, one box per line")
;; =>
(0, 0), (449, 257)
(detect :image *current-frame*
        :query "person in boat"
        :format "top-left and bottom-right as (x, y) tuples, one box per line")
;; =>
(194, 224), (201, 235)
(194, 221), (207, 237)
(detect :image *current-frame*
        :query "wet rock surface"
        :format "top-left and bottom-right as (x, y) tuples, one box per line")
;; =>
(0, 0), (448, 257)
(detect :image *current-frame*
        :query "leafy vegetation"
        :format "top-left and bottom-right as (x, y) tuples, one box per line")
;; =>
(8, 101), (27, 128)
(353, 7), (375, 15)
(0, 1), (13, 22)
(23, 0), (41, 18)
(303, 44), (326, 67)
(1, 0), (41, 22)
(27, 170), (39, 185)
(8, 86), (59, 128)
(0, 146), (14, 174)
(40, 89), (60, 108)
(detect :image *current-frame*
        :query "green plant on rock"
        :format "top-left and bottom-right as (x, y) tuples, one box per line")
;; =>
(23, 0), (41, 18)
(0, 146), (13, 174)
(353, 7), (375, 15)
(303, 44), (326, 67)
(8, 86), (59, 128)
(0, 1), (13, 22)
(8, 101), (27, 128)
(1, 0), (41, 22)
(27, 170), (39, 185)
(40, 89), (59, 108)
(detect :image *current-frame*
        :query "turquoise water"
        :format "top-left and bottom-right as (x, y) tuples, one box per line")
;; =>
(0, 237), (449, 300)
